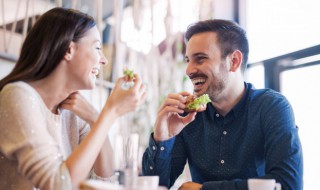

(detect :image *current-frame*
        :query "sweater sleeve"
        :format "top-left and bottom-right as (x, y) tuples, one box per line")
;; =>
(0, 84), (72, 189)
(142, 133), (187, 188)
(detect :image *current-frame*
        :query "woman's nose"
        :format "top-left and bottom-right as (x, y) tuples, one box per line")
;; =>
(100, 54), (108, 65)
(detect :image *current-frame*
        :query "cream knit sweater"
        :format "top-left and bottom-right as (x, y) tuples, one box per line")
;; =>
(0, 82), (90, 190)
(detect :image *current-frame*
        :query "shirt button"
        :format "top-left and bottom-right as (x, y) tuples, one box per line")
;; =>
(150, 166), (153, 170)
(216, 113), (220, 117)
(152, 146), (156, 150)
(160, 147), (165, 151)
(221, 160), (225, 164)
(223, 131), (227, 135)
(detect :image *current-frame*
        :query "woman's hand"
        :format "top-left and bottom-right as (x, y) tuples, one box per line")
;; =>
(60, 92), (99, 126)
(104, 74), (147, 118)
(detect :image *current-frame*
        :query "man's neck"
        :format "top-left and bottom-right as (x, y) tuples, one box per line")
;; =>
(212, 81), (245, 116)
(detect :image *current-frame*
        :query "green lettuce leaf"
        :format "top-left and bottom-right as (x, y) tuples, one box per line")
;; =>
(187, 94), (211, 110)
(123, 69), (134, 80)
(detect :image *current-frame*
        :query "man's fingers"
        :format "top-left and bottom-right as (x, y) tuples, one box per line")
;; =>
(178, 91), (192, 97)
(181, 112), (197, 125)
(197, 104), (207, 112)
(158, 105), (184, 116)
(168, 93), (187, 103)
(159, 98), (186, 112)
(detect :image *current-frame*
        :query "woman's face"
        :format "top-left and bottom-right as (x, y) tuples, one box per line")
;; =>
(67, 26), (107, 90)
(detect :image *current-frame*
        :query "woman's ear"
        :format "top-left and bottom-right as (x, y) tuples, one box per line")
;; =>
(64, 41), (76, 62)
(229, 50), (243, 72)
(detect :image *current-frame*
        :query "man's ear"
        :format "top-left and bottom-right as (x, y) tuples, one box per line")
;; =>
(64, 41), (76, 62)
(229, 50), (243, 72)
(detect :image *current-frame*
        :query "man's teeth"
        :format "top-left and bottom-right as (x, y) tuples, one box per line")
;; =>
(192, 78), (206, 85)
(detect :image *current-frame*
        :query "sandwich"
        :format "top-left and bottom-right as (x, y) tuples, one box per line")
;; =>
(184, 94), (211, 112)
(122, 68), (135, 89)
(123, 68), (135, 81)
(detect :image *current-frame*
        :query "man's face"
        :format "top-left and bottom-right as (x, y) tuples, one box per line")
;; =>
(185, 32), (230, 101)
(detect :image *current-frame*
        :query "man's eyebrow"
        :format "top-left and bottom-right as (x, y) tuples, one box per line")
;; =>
(185, 53), (208, 59)
(192, 52), (208, 57)
(186, 52), (207, 57)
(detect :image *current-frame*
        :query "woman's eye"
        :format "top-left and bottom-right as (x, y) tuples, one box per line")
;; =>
(96, 47), (102, 50)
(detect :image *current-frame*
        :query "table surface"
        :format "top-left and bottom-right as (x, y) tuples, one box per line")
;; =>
(79, 179), (168, 190)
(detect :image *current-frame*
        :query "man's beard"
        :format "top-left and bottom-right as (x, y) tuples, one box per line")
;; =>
(206, 62), (229, 102)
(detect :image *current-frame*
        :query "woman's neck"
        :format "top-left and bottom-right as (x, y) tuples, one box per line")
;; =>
(28, 75), (73, 114)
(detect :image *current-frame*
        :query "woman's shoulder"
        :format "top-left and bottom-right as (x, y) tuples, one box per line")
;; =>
(0, 81), (44, 110)
(1, 81), (37, 97)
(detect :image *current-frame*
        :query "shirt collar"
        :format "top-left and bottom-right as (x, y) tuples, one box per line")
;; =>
(203, 82), (250, 122)
(232, 82), (250, 118)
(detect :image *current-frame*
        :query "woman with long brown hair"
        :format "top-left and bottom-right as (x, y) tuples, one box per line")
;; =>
(0, 7), (146, 189)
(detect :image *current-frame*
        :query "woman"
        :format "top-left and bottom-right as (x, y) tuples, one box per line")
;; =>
(0, 7), (146, 189)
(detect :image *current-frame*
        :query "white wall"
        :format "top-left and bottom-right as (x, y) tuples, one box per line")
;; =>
(0, 59), (15, 80)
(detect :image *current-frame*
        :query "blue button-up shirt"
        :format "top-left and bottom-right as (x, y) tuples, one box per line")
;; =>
(142, 83), (303, 190)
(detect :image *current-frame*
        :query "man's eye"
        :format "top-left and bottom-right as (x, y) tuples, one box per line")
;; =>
(96, 47), (102, 50)
(196, 57), (206, 62)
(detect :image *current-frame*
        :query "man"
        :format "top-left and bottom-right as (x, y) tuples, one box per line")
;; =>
(142, 19), (302, 190)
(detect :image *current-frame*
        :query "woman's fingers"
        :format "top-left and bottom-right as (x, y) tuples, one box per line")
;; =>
(132, 74), (142, 90)
(140, 89), (147, 104)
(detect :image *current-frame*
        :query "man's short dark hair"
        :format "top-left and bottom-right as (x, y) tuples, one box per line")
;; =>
(185, 19), (249, 73)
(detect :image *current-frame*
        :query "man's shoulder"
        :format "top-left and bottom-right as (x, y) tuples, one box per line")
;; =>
(246, 83), (292, 113)
(247, 83), (287, 103)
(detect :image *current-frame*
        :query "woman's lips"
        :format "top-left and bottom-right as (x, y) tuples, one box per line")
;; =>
(92, 68), (100, 76)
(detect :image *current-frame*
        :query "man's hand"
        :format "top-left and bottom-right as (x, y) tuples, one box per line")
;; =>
(60, 91), (99, 126)
(178, 181), (203, 190)
(153, 91), (197, 142)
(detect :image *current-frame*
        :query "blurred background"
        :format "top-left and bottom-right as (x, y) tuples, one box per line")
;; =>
(0, 0), (319, 189)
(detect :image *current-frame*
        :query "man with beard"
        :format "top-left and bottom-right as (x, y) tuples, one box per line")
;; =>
(142, 19), (302, 190)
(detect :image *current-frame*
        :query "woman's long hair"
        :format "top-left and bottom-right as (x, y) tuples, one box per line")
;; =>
(0, 7), (96, 91)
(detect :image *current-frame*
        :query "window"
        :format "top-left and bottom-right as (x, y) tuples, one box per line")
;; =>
(244, 1), (320, 189)
(245, 0), (320, 63)
(281, 64), (320, 190)
(245, 63), (265, 89)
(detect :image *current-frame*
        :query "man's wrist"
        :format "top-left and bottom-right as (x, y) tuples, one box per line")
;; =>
(199, 184), (203, 190)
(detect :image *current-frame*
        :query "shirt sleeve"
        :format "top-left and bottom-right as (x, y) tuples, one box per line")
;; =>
(259, 92), (303, 190)
(201, 92), (303, 190)
(142, 133), (187, 188)
(0, 84), (72, 189)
